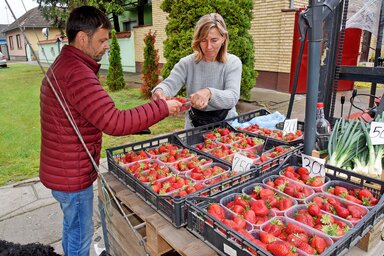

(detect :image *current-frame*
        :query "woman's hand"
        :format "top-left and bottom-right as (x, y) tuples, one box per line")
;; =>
(152, 88), (166, 101)
(190, 88), (211, 109)
(166, 99), (182, 116)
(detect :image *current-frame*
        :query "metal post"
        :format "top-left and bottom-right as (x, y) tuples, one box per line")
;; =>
(304, 0), (324, 155)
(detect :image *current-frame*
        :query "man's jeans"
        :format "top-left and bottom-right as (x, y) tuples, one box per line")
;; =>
(52, 185), (94, 256)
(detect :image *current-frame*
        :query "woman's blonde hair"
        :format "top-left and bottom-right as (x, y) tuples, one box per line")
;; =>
(192, 13), (228, 63)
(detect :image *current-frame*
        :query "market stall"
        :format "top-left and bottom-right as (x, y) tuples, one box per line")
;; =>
(98, 108), (384, 255)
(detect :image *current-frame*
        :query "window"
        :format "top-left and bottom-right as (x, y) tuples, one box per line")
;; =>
(9, 36), (13, 50)
(16, 34), (22, 49)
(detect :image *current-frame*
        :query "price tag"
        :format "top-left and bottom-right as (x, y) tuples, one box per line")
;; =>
(369, 122), (384, 145)
(301, 154), (326, 177)
(232, 153), (253, 173)
(283, 119), (298, 134)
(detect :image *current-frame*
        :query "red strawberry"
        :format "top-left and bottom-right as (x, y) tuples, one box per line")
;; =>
(278, 198), (294, 211)
(334, 186), (348, 197)
(344, 195), (362, 205)
(267, 241), (291, 256)
(286, 233), (305, 247)
(347, 205), (366, 219)
(307, 176), (324, 187)
(243, 209), (257, 224)
(260, 188), (275, 199)
(259, 231), (276, 244)
(285, 222), (305, 234)
(298, 242), (315, 254)
(334, 205), (349, 218)
(310, 235), (328, 254)
(263, 219), (284, 236)
(252, 200), (269, 216)
(308, 203), (322, 217)
(358, 189), (373, 200)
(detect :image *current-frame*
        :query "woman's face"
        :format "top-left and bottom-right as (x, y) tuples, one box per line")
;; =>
(199, 27), (225, 62)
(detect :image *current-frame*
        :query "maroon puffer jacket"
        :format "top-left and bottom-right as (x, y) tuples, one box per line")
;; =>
(40, 45), (169, 192)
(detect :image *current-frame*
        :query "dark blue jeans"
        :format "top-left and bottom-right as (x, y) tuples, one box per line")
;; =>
(52, 185), (94, 256)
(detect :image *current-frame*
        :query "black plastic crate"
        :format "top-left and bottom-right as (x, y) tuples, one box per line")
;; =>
(186, 154), (384, 256)
(226, 109), (305, 146)
(106, 133), (265, 228)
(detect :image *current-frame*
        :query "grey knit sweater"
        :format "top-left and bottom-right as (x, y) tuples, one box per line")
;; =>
(153, 53), (242, 128)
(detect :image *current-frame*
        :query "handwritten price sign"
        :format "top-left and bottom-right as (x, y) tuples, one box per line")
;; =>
(232, 153), (253, 173)
(302, 154), (325, 177)
(283, 119), (298, 134)
(369, 122), (384, 145)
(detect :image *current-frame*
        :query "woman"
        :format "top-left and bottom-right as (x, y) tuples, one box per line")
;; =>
(152, 13), (242, 128)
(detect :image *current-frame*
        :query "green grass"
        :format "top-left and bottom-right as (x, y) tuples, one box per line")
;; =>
(0, 64), (184, 185)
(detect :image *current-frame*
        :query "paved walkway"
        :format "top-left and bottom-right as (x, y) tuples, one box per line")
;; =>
(1, 66), (383, 255)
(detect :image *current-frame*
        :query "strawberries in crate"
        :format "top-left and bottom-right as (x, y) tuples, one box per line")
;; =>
(325, 184), (379, 207)
(136, 164), (171, 182)
(187, 164), (229, 181)
(209, 144), (240, 159)
(157, 148), (195, 163)
(115, 150), (149, 164)
(216, 132), (247, 144)
(239, 125), (303, 142)
(263, 175), (314, 203)
(221, 193), (275, 227)
(280, 166), (329, 192)
(260, 217), (333, 255)
(194, 139), (221, 152)
(176, 183), (206, 197)
(286, 205), (352, 240)
(146, 143), (180, 157)
(150, 175), (189, 195)
(172, 156), (213, 173)
(203, 127), (231, 140)
(232, 137), (264, 151)
(306, 193), (368, 225)
(243, 184), (296, 214)
(125, 159), (163, 176)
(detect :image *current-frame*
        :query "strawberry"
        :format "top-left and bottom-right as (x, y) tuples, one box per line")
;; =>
(358, 189), (373, 200)
(306, 176), (324, 187)
(286, 233), (305, 247)
(334, 205), (349, 218)
(234, 195), (251, 208)
(267, 241), (291, 256)
(298, 242), (315, 254)
(252, 200), (269, 216)
(347, 205), (366, 219)
(207, 203), (225, 220)
(310, 235), (328, 254)
(297, 167), (309, 176)
(260, 188), (275, 199)
(259, 231), (277, 244)
(312, 196), (324, 207)
(232, 216), (246, 230)
(285, 222), (305, 234)
(308, 203), (322, 217)
(278, 198), (293, 211)
(243, 209), (257, 224)
(263, 219), (284, 236)
(334, 186), (348, 197)
(344, 195), (362, 205)
(265, 196), (279, 209)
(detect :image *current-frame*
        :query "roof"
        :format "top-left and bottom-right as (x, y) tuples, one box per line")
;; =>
(2, 7), (52, 33)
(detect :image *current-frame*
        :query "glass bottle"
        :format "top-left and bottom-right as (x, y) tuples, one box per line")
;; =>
(315, 102), (331, 151)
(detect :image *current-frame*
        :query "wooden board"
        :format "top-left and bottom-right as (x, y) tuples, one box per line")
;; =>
(357, 219), (384, 252)
(98, 173), (217, 256)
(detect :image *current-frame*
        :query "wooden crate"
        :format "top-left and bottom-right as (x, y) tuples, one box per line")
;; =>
(357, 219), (384, 252)
(98, 173), (217, 256)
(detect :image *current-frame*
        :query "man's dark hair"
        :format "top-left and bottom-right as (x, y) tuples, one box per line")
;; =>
(66, 6), (112, 44)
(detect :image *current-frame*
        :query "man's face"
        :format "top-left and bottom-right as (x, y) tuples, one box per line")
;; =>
(82, 28), (109, 62)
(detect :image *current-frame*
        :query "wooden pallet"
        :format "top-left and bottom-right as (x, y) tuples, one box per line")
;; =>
(98, 173), (217, 256)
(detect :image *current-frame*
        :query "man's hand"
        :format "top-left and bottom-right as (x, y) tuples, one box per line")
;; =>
(152, 88), (166, 101)
(190, 88), (211, 109)
(166, 99), (182, 115)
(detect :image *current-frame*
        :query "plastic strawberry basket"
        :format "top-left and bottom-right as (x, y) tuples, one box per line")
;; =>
(226, 109), (305, 146)
(186, 153), (384, 255)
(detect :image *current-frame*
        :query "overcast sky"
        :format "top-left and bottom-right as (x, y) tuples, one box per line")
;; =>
(0, 0), (39, 25)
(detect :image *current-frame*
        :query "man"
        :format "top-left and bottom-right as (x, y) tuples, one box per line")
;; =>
(39, 6), (181, 256)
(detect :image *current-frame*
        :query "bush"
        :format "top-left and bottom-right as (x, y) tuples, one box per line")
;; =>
(106, 29), (125, 91)
(160, 0), (257, 100)
(141, 30), (160, 99)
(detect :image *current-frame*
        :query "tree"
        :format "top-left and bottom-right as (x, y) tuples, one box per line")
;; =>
(106, 29), (125, 91)
(141, 30), (160, 99)
(160, 0), (257, 100)
(36, 0), (150, 32)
